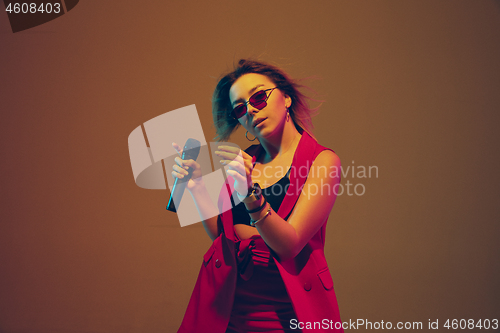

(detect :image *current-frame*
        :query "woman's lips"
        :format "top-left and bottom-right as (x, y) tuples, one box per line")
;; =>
(253, 118), (266, 127)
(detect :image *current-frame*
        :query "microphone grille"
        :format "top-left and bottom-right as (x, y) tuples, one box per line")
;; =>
(182, 139), (201, 160)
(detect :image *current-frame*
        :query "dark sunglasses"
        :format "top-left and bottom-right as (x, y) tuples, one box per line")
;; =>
(232, 87), (277, 119)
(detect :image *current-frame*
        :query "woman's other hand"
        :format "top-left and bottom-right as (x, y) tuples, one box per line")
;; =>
(216, 145), (255, 197)
(171, 142), (203, 191)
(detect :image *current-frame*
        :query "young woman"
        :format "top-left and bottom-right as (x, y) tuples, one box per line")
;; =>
(173, 60), (344, 333)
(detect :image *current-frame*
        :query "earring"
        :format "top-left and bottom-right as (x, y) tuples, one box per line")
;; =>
(286, 108), (290, 122)
(246, 130), (257, 141)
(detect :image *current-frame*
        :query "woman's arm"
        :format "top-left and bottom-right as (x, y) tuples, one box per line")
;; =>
(171, 142), (219, 241)
(217, 145), (341, 261)
(244, 150), (341, 261)
(187, 182), (219, 241)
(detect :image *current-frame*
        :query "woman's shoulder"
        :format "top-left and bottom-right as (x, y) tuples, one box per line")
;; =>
(310, 136), (340, 166)
(313, 149), (341, 170)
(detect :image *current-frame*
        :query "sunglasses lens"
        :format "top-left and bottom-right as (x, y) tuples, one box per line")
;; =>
(233, 104), (247, 119)
(233, 89), (274, 119)
(249, 90), (268, 110)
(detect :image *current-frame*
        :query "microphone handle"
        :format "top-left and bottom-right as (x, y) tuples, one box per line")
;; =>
(166, 165), (194, 212)
(166, 138), (200, 213)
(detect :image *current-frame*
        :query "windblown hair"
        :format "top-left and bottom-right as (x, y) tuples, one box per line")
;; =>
(212, 59), (318, 142)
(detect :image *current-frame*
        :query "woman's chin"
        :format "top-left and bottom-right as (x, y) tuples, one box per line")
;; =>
(257, 127), (280, 140)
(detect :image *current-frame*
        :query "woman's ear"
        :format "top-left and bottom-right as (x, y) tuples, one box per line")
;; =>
(285, 95), (292, 109)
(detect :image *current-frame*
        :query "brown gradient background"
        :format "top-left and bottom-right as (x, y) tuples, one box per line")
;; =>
(1, 1), (499, 332)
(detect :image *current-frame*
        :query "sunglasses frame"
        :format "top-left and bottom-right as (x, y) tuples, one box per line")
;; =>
(231, 87), (277, 120)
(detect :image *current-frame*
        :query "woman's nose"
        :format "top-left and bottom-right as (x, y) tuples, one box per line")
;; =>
(246, 103), (260, 115)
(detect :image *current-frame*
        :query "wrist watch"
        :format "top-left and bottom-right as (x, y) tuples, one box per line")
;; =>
(239, 183), (262, 204)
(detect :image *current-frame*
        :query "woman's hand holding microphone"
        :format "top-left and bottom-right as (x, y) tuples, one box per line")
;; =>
(215, 145), (270, 227)
(171, 142), (267, 226)
(214, 145), (256, 198)
(171, 142), (254, 194)
(171, 142), (203, 191)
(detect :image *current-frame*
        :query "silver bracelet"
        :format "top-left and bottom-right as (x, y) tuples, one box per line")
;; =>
(249, 205), (272, 227)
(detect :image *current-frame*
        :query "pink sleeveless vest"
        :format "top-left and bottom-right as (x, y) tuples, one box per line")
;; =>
(178, 132), (344, 332)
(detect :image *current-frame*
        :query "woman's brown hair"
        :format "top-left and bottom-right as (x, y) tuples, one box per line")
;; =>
(212, 59), (318, 142)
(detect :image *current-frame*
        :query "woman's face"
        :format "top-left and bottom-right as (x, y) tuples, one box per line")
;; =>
(229, 73), (291, 139)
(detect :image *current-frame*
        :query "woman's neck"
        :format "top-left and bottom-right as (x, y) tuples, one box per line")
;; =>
(259, 123), (301, 163)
